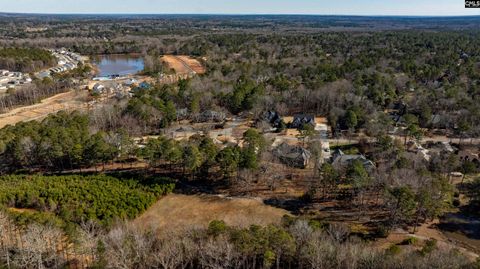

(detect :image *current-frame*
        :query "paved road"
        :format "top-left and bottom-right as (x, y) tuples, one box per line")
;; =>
(328, 135), (480, 146)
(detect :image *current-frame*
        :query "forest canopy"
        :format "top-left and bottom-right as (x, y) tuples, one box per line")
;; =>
(0, 47), (56, 72)
(0, 174), (174, 225)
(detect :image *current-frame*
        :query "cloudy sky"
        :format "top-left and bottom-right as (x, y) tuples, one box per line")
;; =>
(2, 0), (480, 16)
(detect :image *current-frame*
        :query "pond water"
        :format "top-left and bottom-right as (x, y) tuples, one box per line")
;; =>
(92, 54), (144, 77)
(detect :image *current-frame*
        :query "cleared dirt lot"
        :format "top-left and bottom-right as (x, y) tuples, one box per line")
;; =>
(0, 90), (88, 128)
(161, 55), (206, 75)
(134, 194), (290, 233)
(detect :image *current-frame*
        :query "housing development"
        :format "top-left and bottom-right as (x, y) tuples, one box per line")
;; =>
(0, 6), (479, 269)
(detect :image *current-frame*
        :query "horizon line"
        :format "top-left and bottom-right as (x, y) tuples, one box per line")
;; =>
(1, 12), (480, 18)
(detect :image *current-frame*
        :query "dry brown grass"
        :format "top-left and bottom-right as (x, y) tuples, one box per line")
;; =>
(373, 221), (480, 261)
(8, 207), (38, 214)
(134, 194), (290, 233)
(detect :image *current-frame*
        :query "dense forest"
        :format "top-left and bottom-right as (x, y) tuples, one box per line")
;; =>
(0, 47), (56, 72)
(8, 30), (476, 138)
(0, 14), (479, 268)
(0, 174), (174, 226)
(0, 111), (266, 180)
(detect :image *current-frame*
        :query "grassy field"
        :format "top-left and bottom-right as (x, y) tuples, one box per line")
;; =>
(134, 194), (290, 233)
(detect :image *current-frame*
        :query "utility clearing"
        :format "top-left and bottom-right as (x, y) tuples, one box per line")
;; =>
(0, 90), (88, 128)
(161, 55), (206, 75)
(134, 194), (289, 233)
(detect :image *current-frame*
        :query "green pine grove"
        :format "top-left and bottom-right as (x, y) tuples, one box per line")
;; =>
(0, 174), (174, 226)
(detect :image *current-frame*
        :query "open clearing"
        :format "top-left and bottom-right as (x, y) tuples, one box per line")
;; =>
(161, 55), (206, 75)
(0, 90), (88, 128)
(134, 194), (290, 233)
(374, 220), (480, 261)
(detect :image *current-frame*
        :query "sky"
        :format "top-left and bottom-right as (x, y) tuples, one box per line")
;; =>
(1, 0), (480, 16)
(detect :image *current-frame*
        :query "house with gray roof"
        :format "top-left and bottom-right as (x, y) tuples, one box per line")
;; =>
(331, 149), (375, 171)
(291, 114), (315, 129)
(263, 110), (283, 128)
(274, 143), (312, 169)
(194, 110), (226, 123)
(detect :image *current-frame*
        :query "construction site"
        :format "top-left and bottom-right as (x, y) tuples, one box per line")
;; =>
(0, 54), (206, 128)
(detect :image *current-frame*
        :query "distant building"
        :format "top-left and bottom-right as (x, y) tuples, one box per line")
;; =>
(191, 110), (226, 123)
(431, 141), (455, 153)
(38, 71), (51, 79)
(176, 108), (189, 121)
(291, 114), (315, 129)
(262, 110), (283, 128)
(124, 78), (138, 86)
(406, 141), (431, 162)
(274, 143), (312, 169)
(314, 123), (329, 139)
(139, 82), (151, 89)
(458, 149), (480, 167)
(331, 149), (375, 171)
(92, 83), (106, 94)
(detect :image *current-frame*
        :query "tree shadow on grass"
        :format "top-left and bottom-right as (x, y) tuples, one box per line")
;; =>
(438, 206), (480, 240)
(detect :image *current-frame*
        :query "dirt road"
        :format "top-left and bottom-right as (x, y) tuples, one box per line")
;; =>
(0, 90), (89, 128)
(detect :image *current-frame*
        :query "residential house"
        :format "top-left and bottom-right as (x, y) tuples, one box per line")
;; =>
(139, 82), (151, 89)
(458, 149), (480, 167)
(274, 142), (312, 169)
(195, 110), (226, 123)
(263, 110), (283, 128)
(124, 78), (138, 86)
(291, 114), (315, 129)
(406, 141), (431, 162)
(92, 83), (106, 94)
(331, 149), (375, 171)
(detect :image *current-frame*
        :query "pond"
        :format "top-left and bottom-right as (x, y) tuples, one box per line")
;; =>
(92, 54), (144, 77)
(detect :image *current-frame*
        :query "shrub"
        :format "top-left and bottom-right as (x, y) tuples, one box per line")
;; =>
(375, 224), (390, 238)
(386, 244), (402, 256)
(308, 219), (327, 230)
(419, 239), (437, 256)
(400, 237), (418, 245)
(208, 220), (228, 236)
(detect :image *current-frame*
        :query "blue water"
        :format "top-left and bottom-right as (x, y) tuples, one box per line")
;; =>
(93, 55), (144, 77)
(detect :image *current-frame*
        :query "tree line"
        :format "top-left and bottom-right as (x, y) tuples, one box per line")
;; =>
(0, 47), (56, 73)
(0, 110), (268, 178)
(0, 213), (476, 269)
